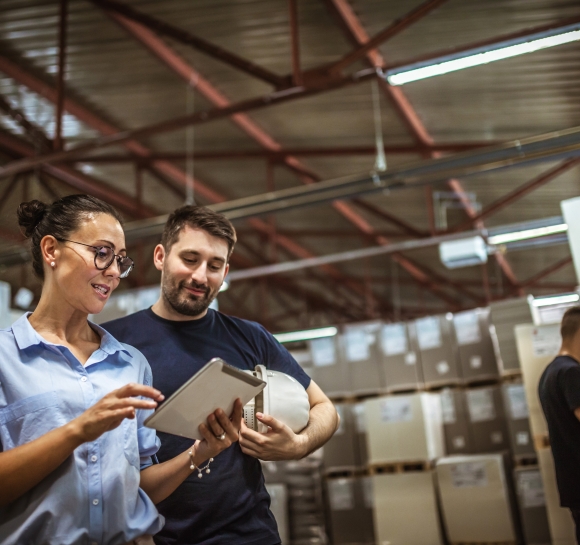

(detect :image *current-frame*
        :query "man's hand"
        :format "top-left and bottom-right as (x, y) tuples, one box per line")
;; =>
(193, 399), (244, 462)
(239, 412), (307, 461)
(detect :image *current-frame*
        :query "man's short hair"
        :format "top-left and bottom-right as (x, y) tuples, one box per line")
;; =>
(161, 205), (237, 259)
(561, 306), (580, 340)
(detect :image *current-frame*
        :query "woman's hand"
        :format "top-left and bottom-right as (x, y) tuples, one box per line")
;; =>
(67, 383), (164, 443)
(191, 398), (243, 464)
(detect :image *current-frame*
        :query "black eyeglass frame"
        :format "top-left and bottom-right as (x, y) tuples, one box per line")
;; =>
(55, 238), (134, 279)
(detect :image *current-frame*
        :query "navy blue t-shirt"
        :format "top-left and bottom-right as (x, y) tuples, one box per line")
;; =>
(539, 355), (580, 508)
(103, 308), (311, 545)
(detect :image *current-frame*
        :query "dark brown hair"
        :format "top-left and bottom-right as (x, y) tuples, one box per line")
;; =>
(17, 194), (123, 280)
(561, 306), (580, 340)
(160, 205), (236, 259)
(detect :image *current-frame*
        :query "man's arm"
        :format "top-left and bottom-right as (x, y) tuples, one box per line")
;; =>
(239, 380), (339, 461)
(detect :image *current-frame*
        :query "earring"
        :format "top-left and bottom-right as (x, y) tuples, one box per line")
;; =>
(50, 262), (55, 267)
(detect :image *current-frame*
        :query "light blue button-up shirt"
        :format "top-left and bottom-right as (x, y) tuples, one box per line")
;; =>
(0, 314), (164, 545)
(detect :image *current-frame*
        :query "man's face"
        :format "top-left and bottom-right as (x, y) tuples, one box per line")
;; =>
(155, 226), (230, 318)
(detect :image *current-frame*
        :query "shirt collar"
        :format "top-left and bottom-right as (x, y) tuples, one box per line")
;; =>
(13, 312), (130, 356)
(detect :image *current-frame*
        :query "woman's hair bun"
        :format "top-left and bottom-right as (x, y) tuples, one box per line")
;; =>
(17, 200), (48, 238)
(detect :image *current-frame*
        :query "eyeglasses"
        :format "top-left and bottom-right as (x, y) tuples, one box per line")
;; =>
(56, 238), (134, 279)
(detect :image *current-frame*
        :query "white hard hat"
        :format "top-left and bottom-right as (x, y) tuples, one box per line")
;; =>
(244, 365), (310, 434)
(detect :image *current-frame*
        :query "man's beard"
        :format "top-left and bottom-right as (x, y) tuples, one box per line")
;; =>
(161, 273), (218, 317)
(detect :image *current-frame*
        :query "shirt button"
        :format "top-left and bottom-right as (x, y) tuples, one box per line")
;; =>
(81, 376), (88, 382)
(92, 499), (99, 506)
(91, 455), (98, 462)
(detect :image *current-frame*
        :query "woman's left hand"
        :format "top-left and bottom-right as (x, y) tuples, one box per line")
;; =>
(191, 398), (243, 463)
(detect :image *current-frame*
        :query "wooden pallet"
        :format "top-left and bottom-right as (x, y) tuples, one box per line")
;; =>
(324, 467), (364, 479)
(422, 379), (463, 392)
(462, 376), (502, 388)
(451, 542), (516, 545)
(367, 460), (434, 475)
(513, 455), (538, 468)
(499, 372), (523, 384)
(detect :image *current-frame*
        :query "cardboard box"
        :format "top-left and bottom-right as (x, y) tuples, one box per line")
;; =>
(322, 403), (358, 471)
(436, 454), (519, 543)
(415, 314), (461, 387)
(352, 402), (368, 467)
(453, 308), (499, 382)
(489, 297), (534, 374)
(380, 321), (423, 392)
(326, 476), (375, 545)
(371, 471), (443, 545)
(265, 483), (289, 545)
(465, 385), (510, 453)
(308, 334), (351, 398)
(341, 321), (385, 396)
(364, 393), (444, 464)
(440, 388), (475, 455)
(514, 324), (560, 438)
(537, 447), (577, 545)
(514, 467), (551, 545)
(502, 382), (535, 458)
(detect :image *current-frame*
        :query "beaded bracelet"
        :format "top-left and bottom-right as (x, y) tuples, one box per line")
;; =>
(188, 450), (214, 479)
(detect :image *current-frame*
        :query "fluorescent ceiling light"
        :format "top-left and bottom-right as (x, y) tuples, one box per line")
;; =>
(386, 24), (580, 86)
(488, 223), (568, 246)
(532, 293), (579, 307)
(274, 326), (338, 344)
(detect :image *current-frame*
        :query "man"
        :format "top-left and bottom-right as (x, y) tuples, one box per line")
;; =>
(104, 205), (339, 545)
(539, 305), (580, 543)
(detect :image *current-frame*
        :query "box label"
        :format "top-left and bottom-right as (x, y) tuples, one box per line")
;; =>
(532, 325), (561, 357)
(466, 389), (496, 422)
(518, 470), (546, 508)
(516, 431), (530, 445)
(454, 310), (482, 345)
(451, 462), (488, 488)
(328, 479), (354, 511)
(381, 323), (408, 356)
(416, 316), (442, 351)
(344, 325), (378, 362)
(405, 351), (417, 366)
(440, 390), (457, 424)
(310, 337), (337, 367)
(452, 436), (466, 449)
(505, 384), (529, 420)
(436, 361), (450, 375)
(361, 477), (374, 509)
(470, 355), (482, 369)
(380, 397), (413, 423)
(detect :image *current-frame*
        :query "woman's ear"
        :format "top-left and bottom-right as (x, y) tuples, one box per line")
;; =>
(40, 235), (59, 270)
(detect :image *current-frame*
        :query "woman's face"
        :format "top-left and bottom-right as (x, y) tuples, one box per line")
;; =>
(51, 213), (127, 315)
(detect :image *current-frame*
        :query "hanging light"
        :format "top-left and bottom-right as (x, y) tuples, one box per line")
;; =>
(384, 23), (580, 86)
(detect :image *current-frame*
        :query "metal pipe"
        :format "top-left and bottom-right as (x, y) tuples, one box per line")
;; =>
(54, 0), (68, 151)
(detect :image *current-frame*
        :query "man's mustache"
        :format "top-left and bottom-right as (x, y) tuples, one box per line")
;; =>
(180, 281), (210, 296)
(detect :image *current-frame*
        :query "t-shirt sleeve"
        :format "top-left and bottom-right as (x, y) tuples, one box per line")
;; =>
(136, 356), (161, 470)
(561, 365), (580, 413)
(257, 324), (311, 390)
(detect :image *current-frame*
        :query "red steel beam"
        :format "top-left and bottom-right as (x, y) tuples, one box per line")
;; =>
(351, 199), (429, 237)
(328, 0), (448, 74)
(0, 57), (375, 301)
(88, 0), (288, 88)
(54, 0), (68, 151)
(451, 159), (580, 232)
(0, 130), (154, 218)
(288, 0), (302, 86)
(110, 11), (468, 308)
(517, 256), (573, 291)
(326, 0), (522, 292)
(65, 142), (495, 163)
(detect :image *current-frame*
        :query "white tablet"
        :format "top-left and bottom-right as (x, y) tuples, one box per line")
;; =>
(144, 357), (266, 440)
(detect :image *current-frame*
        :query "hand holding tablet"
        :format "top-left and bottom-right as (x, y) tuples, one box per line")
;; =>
(144, 358), (266, 441)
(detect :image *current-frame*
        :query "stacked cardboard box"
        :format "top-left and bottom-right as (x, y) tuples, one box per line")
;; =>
(514, 466), (551, 545)
(436, 454), (520, 543)
(380, 321), (423, 392)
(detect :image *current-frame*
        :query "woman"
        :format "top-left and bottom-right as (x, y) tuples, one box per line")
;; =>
(0, 195), (242, 545)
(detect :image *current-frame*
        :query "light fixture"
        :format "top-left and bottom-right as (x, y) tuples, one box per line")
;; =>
(531, 293), (580, 307)
(384, 23), (580, 86)
(274, 326), (338, 344)
(487, 223), (568, 246)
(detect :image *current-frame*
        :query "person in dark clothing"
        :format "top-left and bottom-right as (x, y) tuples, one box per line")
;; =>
(539, 305), (580, 544)
(104, 205), (339, 545)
